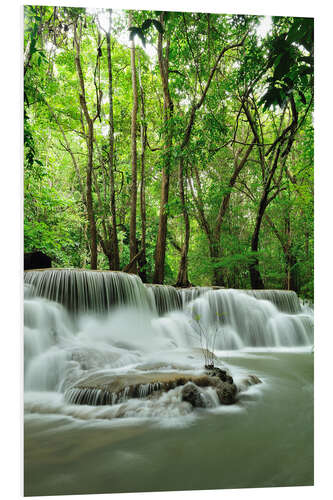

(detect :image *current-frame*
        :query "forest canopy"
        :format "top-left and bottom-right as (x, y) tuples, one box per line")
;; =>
(24, 6), (314, 298)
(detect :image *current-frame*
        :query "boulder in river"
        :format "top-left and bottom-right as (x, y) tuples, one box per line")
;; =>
(216, 381), (237, 405)
(65, 371), (216, 406)
(205, 365), (234, 384)
(64, 368), (261, 408)
(237, 374), (262, 392)
(181, 382), (206, 408)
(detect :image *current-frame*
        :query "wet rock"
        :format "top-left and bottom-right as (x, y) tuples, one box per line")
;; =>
(216, 381), (237, 405)
(181, 382), (206, 408)
(248, 375), (261, 385)
(205, 366), (234, 384)
(65, 369), (243, 407)
(238, 374), (262, 392)
(65, 371), (218, 406)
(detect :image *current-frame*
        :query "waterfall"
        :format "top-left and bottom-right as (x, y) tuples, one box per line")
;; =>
(24, 269), (313, 406)
(243, 289), (302, 313)
(24, 269), (152, 313)
(146, 284), (182, 315)
(186, 289), (313, 349)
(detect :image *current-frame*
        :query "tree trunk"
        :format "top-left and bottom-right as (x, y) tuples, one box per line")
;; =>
(285, 252), (298, 292)
(129, 14), (138, 274)
(174, 31), (249, 287)
(175, 157), (190, 287)
(244, 94), (298, 290)
(153, 16), (173, 284)
(154, 167), (171, 284)
(138, 54), (147, 282)
(249, 198), (266, 289)
(74, 20), (98, 270)
(85, 122), (98, 269)
(212, 140), (255, 285)
(123, 249), (144, 273)
(106, 10), (120, 270)
(284, 215), (299, 292)
(209, 240), (225, 287)
(249, 143), (285, 289)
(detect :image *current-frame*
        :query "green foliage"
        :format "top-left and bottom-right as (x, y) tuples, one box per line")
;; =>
(23, 7), (313, 298)
(260, 17), (314, 110)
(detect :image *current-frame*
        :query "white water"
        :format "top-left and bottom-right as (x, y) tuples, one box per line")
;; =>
(24, 271), (314, 495)
(24, 270), (313, 422)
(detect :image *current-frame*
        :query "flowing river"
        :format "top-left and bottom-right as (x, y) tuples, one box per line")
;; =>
(24, 269), (314, 496)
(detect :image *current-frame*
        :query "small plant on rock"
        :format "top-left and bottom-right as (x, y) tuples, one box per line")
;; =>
(190, 313), (222, 368)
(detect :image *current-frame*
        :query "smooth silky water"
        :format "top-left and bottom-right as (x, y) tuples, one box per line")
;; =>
(24, 270), (314, 496)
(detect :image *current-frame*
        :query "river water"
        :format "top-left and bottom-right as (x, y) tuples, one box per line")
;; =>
(24, 270), (314, 496)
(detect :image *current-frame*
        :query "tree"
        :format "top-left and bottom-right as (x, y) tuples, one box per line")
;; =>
(101, 8), (120, 270)
(73, 15), (100, 269)
(153, 12), (174, 284)
(128, 12), (139, 273)
(23, 8), (314, 298)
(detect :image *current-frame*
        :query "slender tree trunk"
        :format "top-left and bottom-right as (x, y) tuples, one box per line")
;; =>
(249, 197), (267, 289)
(45, 100), (86, 208)
(106, 10), (120, 270)
(284, 215), (299, 292)
(174, 29), (249, 286)
(264, 213), (298, 292)
(154, 166), (171, 283)
(209, 239), (225, 287)
(138, 54), (147, 281)
(248, 148), (279, 290)
(249, 142), (286, 289)
(245, 94), (298, 289)
(212, 140), (255, 286)
(175, 157), (191, 286)
(85, 122), (98, 269)
(74, 20), (98, 269)
(189, 137), (254, 287)
(129, 13), (138, 273)
(153, 16), (173, 284)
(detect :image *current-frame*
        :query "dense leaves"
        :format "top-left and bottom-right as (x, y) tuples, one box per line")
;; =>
(260, 17), (314, 110)
(24, 7), (314, 299)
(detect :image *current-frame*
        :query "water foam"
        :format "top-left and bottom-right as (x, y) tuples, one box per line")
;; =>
(24, 270), (313, 421)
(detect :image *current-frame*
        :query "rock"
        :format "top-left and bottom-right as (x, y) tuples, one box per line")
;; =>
(248, 375), (261, 385)
(24, 251), (52, 270)
(64, 369), (243, 407)
(181, 383), (206, 408)
(65, 371), (221, 406)
(205, 366), (234, 384)
(238, 374), (262, 392)
(216, 381), (237, 405)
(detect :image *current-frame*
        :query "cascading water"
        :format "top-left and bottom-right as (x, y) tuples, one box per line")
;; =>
(24, 269), (313, 407)
(24, 268), (153, 313)
(24, 269), (314, 496)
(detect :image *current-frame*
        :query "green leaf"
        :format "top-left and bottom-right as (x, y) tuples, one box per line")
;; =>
(272, 53), (283, 69)
(274, 54), (292, 81)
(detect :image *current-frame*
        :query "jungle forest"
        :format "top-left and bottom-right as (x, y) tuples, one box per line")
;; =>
(24, 6), (314, 299)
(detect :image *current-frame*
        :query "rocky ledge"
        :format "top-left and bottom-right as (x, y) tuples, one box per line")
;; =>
(64, 366), (262, 409)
